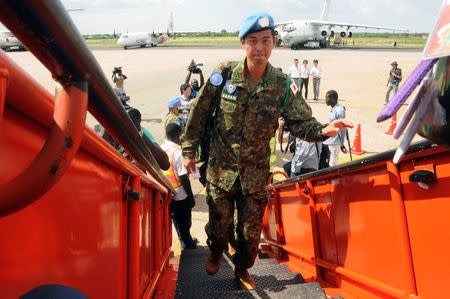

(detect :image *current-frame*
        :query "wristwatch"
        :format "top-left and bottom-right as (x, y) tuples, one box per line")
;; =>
(319, 124), (328, 139)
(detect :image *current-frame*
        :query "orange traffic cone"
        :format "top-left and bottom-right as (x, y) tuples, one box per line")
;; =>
(385, 113), (397, 135)
(351, 124), (366, 155)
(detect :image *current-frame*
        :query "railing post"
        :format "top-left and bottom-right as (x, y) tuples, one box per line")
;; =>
(272, 188), (286, 245)
(386, 161), (418, 297)
(0, 68), (8, 126)
(295, 180), (323, 280)
(128, 176), (141, 299)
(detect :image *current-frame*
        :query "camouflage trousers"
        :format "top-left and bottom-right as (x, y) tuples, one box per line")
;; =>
(205, 179), (268, 268)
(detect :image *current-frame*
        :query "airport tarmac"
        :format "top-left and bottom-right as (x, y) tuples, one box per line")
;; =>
(5, 46), (425, 251)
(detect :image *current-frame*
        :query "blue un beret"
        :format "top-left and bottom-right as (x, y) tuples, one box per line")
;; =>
(239, 12), (275, 39)
(168, 96), (181, 108)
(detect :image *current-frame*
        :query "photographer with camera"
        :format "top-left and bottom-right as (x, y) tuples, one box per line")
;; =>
(185, 59), (204, 99)
(112, 66), (128, 93)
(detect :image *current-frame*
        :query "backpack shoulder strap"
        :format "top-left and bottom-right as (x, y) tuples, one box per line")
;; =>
(283, 74), (291, 109)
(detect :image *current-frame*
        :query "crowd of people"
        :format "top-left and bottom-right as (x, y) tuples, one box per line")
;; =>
(287, 58), (325, 100)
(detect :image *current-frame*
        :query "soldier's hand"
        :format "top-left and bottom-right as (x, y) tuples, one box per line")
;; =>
(184, 158), (196, 174)
(321, 120), (354, 137)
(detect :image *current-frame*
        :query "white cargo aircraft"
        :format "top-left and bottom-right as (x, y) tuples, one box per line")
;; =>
(276, 0), (408, 49)
(117, 13), (174, 49)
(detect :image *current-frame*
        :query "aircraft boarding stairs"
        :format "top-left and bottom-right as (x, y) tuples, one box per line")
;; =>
(175, 246), (343, 299)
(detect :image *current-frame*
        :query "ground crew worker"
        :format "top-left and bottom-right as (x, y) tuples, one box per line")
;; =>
(164, 97), (184, 138)
(385, 61), (402, 103)
(182, 12), (353, 290)
(162, 123), (197, 249)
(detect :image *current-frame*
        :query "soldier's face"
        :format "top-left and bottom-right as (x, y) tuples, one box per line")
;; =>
(241, 30), (276, 65)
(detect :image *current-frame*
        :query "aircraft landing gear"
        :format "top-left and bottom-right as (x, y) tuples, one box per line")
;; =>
(291, 43), (303, 50)
(124, 46), (128, 50)
(140, 44), (145, 48)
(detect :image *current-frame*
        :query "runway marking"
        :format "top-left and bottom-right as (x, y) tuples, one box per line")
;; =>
(342, 99), (383, 111)
(339, 153), (369, 164)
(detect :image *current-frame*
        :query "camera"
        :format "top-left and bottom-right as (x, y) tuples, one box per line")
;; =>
(112, 66), (122, 74)
(187, 59), (203, 73)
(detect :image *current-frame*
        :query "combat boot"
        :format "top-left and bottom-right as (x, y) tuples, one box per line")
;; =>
(235, 267), (256, 290)
(205, 251), (222, 275)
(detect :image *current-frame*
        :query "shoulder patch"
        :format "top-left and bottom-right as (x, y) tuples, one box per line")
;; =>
(210, 72), (223, 86)
(225, 80), (237, 94)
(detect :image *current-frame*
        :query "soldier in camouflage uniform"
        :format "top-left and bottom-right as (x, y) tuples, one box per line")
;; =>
(164, 97), (184, 139)
(182, 12), (353, 290)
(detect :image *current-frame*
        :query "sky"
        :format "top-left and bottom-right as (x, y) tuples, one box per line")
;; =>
(0, 0), (444, 34)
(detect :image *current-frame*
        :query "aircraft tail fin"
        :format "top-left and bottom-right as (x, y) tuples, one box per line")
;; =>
(321, 0), (330, 20)
(168, 12), (174, 34)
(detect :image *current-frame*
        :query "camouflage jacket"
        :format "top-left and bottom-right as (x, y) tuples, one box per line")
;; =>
(182, 58), (325, 195)
(164, 111), (184, 138)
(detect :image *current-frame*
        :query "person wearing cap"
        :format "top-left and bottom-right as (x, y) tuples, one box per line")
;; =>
(385, 61), (402, 103)
(164, 96), (184, 138)
(182, 12), (353, 290)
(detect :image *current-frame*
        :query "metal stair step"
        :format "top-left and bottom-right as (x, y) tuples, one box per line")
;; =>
(175, 246), (330, 299)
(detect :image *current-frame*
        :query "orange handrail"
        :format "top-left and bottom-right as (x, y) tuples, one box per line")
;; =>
(0, 82), (88, 216)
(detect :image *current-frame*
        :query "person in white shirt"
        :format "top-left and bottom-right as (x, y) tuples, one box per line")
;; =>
(162, 123), (197, 249)
(179, 83), (195, 124)
(310, 59), (325, 101)
(287, 58), (301, 88)
(299, 59), (310, 100)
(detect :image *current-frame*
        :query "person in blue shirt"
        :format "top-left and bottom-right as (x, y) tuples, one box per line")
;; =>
(179, 83), (194, 124)
(323, 90), (348, 166)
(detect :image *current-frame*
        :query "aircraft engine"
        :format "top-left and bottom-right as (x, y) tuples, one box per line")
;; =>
(330, 30), (334, 37)
(321, 30), (329, 37)
(340, 31), (347, 38)
(348, 31), (353, 38)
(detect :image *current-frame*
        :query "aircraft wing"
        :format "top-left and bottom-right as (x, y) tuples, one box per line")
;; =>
(275, 21), (295, 26)
(308, 20), (408, 31)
